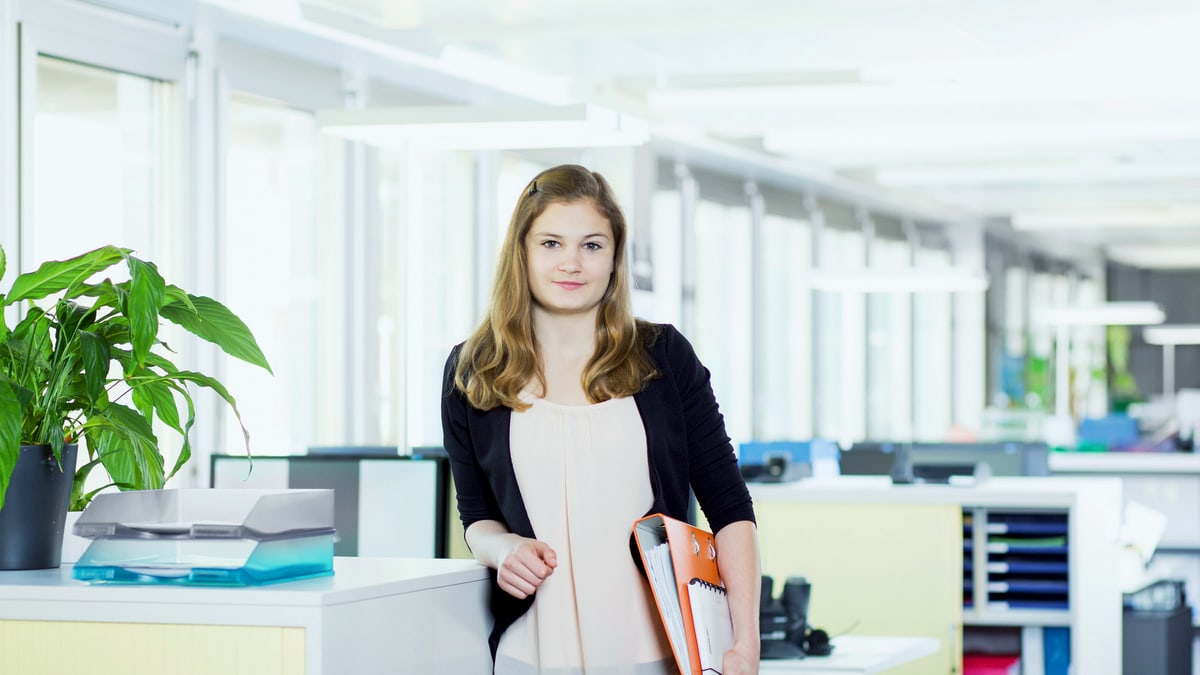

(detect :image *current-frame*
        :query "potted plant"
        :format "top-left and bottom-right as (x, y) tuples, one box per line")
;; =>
(0, 244), (271, 570)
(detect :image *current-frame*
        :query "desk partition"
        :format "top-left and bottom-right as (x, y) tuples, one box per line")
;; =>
(210, 454), (449, 558)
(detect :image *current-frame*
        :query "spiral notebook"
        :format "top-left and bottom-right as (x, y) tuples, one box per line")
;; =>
(633, 513), (734, 675)
(688, 579), (733, 673)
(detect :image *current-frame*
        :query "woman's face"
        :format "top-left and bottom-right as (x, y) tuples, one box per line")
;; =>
(524, 199), (615, 318)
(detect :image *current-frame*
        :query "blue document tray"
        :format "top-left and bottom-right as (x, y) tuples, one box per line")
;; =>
(72, 533), (334, 585)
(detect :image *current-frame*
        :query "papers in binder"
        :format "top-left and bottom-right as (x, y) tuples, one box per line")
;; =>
(633, 513), (734, 675)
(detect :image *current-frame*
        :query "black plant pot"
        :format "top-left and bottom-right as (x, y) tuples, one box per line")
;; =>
(0, 444), (78, 570)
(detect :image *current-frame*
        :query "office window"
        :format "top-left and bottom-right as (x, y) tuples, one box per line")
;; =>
(1073, 277), (1107, 417)
(641, 189), (683, 325)
(377, 150), (476, 447)
(866, 237), (913, 440)
(913, 247), (952, 440)
(693, 200), (753, 444)
(814, 228), (866, 443)
(222, 92), (345, 455)
(1001, 266), (1028, 407)
(758, 213), (813, 440)
(495, 155), (551, 250)
(28, 54), (181, 490)
(29, 56), (174, 270)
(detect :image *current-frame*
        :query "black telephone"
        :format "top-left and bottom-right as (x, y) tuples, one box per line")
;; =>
(759, 575), (834, 659)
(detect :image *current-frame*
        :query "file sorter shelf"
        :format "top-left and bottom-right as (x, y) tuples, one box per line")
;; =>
(965, 507), (1072, 619)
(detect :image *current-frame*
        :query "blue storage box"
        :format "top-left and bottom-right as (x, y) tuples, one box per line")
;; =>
(738, 440), (840, 479)
(1077, 415), (1139, 449)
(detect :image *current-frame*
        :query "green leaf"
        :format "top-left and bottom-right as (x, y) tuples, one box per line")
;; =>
(83, 403), (163, 492)
(161, 295), (272, 374)
(0, 244), (7, 285)
(79, 331), (110, 405)
(0, 379), (22, 511)
(7, 246), (128, 303)
(172, 370), (253, 455)
(69, 456), (105, 511)
(124, 255), (166, 366)
(163, 380), (195, 480)
(164, 285), (196, 313)
(111, 346), (178, 376)
(130, 377), (183, 434)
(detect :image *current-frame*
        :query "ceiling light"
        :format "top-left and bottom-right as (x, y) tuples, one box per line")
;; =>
(1013, 206), (1200, 230)
(1143, 325), (1200, 346)
(316, 103), (650, 150)
(646, 73), (1197, 113)
(1105, 245), (1200, 270)
(766, 120), (1200, 156)
(1032, 302), (1165, 326)
(803, 268), (989, 293)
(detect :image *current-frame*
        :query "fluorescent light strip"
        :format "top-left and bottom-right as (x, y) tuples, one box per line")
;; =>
(1014, 206), (1200, 230)
(647, 79), (1200, 113)
(803, 268), (989, 293)
(1143, 325), (1200, 345)
(876, 161), (1200, 188)
(764, 121), (1200, 155)
(317, 104), (650, 150)
(1033, 302), (1165, 326)
(1105, 245), (1200, 270)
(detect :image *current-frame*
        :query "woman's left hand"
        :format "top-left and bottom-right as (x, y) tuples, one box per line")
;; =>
(722, 645), (759, 675)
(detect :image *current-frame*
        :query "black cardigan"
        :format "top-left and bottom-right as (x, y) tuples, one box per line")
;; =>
(440, 322), (755, 659)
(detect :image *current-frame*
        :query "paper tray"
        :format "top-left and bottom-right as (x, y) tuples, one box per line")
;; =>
(72, 533), (334, 586)
(74, 488), (334, 540)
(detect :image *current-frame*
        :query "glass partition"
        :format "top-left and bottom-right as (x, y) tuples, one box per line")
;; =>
(693, 199), (753, 444)
(757, 213), (813, 440)
(222, 92), (344, 455)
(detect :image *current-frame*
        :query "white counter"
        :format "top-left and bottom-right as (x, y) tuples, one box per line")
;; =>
(0, 557), (492, 675)
(1050, 451), (1200, 474)
(759, 636), (940, 674)
(751, 475), (1122, 509)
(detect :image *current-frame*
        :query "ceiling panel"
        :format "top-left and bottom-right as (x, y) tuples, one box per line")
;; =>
(307, 0), (1200, 267)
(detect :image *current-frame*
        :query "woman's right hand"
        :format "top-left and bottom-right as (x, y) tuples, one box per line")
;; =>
(497, 537), (558, 599)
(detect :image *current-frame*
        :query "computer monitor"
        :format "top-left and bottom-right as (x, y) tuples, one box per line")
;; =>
(306, 445), (399, 457)
(840, 441), (1050, 477)
(211, 454), (449, 557)
(909, 442), (1050, 477)
(840, 442), (904, 476)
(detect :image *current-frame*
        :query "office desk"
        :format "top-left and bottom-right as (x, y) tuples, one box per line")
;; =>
(0, 557), (491, 674)
(760, 636), (940, 674)
(751, 476), (1123, 675)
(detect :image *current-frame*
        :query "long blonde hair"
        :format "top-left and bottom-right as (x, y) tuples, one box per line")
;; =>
(454, 164), (657, 411)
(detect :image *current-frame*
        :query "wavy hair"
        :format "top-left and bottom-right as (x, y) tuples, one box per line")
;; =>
(454, 164), (657, 410)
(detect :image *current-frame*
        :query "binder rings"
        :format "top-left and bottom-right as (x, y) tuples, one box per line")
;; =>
(633, 513), (734, 675)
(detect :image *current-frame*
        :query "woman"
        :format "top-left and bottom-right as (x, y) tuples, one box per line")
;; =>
(442, 164), (760, 674)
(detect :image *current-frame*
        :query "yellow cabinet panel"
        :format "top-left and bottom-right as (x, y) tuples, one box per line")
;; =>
(0, 620), (305, 675)
(756, 502), (962, 675)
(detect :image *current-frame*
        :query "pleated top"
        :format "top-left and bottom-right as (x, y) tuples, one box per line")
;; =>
(495, 392), (676, 675)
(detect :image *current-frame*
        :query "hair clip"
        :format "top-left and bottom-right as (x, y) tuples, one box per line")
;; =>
(528, 180), (538, 196)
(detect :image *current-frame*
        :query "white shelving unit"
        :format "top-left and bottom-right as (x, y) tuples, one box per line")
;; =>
(1051, 451), (1200, 627)
(750, 476), (1123, 675)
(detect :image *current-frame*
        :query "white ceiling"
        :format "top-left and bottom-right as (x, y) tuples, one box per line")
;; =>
(302, 0), (1200, 268)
